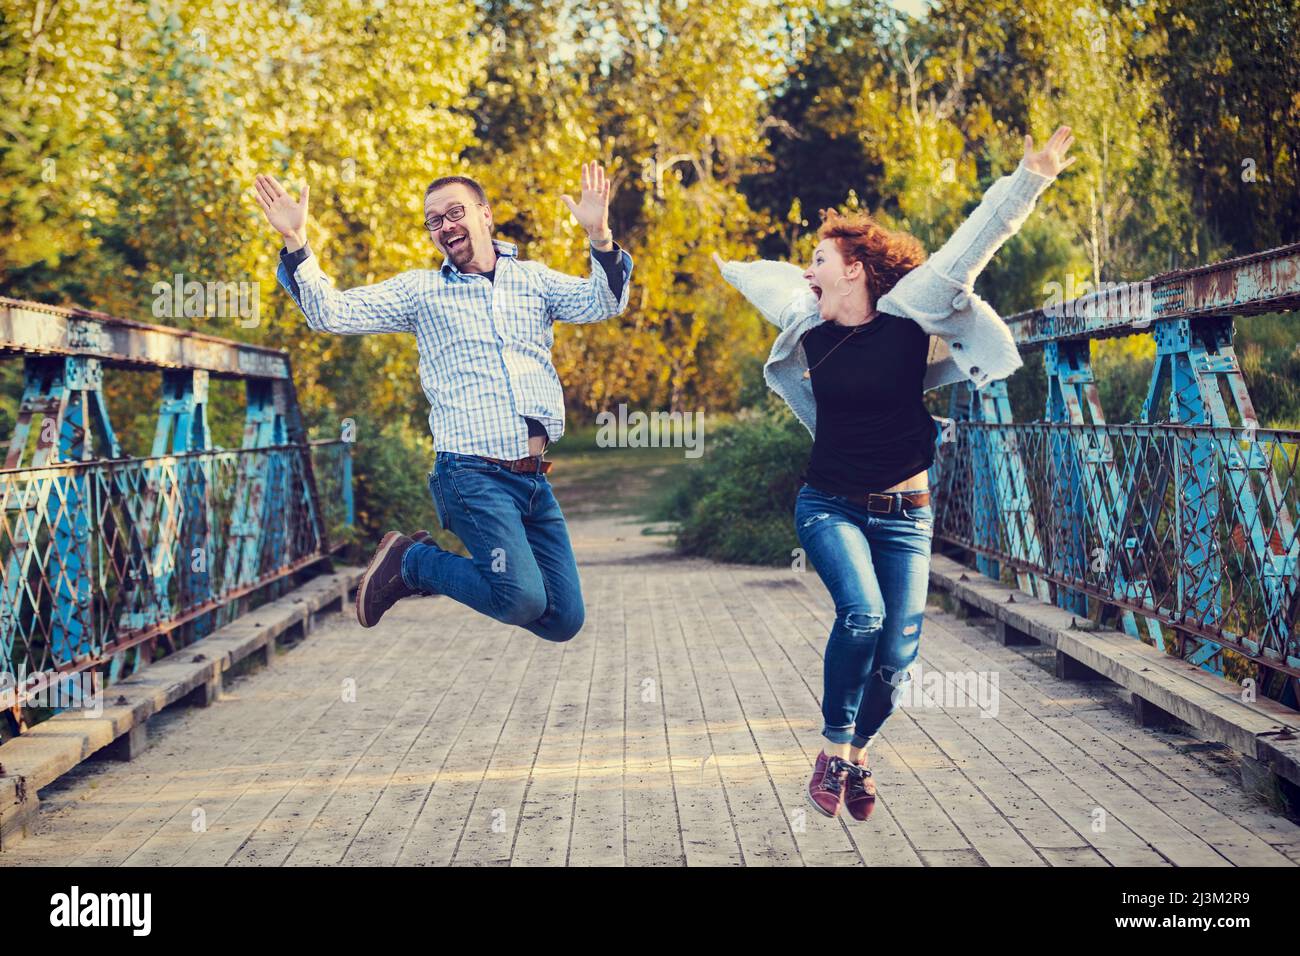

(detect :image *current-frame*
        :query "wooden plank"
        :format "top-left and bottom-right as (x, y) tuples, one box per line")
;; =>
(644, 565), (743, 866)
(567, 567), (627, 866)
(928, 555), (1300, 777)
(389, 622), (533, 866)
(0, 568), (359, 805)
(336, 618), (498, 866)
(621, 572), (686, 866)
(451, 632), (568, 866)
(918, 614), (1230, 865)
(5, 497), (1298, 869)
(507, 573), (600, 867)
(711, 567), (901, 865)
(791, 573), (1170, 865)
(677, 568), (801, 866)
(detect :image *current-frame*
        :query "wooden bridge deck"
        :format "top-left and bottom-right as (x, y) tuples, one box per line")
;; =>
(3, 498), (1300, 867)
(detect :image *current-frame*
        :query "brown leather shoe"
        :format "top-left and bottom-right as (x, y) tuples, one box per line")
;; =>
(843, 756), (877, 821)
(410, 530), (433, 543)
(356, 531), (417, 628)
(807, 750), (850, 818)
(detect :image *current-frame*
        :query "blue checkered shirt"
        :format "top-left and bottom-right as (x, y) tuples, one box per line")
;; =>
(276, 238), (633, 459)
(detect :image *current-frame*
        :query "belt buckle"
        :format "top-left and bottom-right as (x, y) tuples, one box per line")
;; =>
(867, 493), (894, 514)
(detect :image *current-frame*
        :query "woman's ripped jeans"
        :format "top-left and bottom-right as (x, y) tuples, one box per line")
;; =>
(794, 483), (933, 747)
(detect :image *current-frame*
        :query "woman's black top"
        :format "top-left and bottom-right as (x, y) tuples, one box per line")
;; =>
(800, 312), (936, 496)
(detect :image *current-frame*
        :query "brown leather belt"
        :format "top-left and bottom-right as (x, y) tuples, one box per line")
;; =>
(857, 490), (930, 513)
(478, 455), (553, 475)
(802, 479), (930, 513)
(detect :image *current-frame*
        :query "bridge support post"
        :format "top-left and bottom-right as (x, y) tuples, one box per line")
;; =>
(183, 671), (223, 708)
(1138, 316), (1280, 678)
(2, 351), (120, 704)
(0, 787), (40, 850)
(995, 619), (1038, 646)
(1131, 693), (1180, 729)
(1055, 650), (1106, 682)
(102, 721), (150, 761)
(1240, 755), (1300, 817)
(154, 369), (216, 640)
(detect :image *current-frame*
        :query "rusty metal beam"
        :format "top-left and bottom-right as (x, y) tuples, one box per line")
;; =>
(0, 296), (290, 379)
(1005, 242), (1300, 349)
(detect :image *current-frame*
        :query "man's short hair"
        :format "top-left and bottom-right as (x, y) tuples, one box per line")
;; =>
(424, 175), (487, 205)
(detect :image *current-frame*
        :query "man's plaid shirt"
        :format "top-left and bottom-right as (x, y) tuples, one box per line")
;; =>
(277, 238), (633, 459)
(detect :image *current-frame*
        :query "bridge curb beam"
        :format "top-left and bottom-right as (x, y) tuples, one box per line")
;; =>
(0, 565), (363, 852)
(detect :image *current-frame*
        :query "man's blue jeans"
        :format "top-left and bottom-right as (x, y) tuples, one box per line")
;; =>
(400, 452), (584, 642)
(794, 483), (934, 748)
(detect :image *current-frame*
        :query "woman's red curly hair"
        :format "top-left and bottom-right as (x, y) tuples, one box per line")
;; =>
(817, 208), (927, 303)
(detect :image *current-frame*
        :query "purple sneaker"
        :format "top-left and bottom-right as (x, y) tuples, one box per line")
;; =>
(807, 750), (849, 818)
(356, 531), (417, 628)
(843, 757), (877, 822)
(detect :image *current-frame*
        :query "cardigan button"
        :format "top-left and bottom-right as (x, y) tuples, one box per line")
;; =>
(951, 341), (963, 351)
(970, 366), (981, 376)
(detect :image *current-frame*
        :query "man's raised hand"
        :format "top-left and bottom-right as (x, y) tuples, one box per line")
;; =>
(560, 161), (611, 241)
(254, 174), (309, 250)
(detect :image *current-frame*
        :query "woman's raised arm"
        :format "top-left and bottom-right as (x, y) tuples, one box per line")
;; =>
(901, 126), (1075, 296)
(712, 251), (819, 331)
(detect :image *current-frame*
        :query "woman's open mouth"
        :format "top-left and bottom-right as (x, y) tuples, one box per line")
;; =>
(810, 284), (823, 300)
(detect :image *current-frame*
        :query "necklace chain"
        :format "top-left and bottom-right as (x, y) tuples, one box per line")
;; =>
(802, 316), (876, 379)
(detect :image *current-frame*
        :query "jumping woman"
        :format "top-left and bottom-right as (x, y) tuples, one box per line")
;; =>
(714, 126), (1076, 821)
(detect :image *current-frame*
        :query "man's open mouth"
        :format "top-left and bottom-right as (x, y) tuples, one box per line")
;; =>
(446, 234), (467, 251)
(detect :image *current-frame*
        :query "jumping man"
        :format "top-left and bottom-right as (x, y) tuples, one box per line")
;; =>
(253, 161), (633, 641)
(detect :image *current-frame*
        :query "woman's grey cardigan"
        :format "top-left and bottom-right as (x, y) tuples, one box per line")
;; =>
(715, 160), (1056, 437)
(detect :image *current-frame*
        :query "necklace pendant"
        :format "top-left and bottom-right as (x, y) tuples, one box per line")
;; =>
(802, 370), (810, 379)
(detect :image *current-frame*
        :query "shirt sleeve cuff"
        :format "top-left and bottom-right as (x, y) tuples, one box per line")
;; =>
(591, 241), (628, 298)
(280, 241), (311, 273)
(591, 240), (623, 264)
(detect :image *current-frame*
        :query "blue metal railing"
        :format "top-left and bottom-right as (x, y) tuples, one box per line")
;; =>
(0, 297), (354, 730)
(931, 242), (1300, 707)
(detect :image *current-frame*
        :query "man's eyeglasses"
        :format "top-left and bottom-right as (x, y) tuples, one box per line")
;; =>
(424, 202), (487, 232)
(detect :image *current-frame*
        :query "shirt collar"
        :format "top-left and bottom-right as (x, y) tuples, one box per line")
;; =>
(439, 238), (518, 277)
